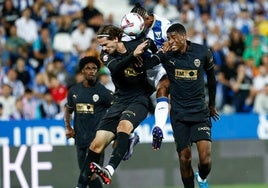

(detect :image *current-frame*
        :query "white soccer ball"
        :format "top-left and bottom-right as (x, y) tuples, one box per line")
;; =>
(121, 13), (145, 36)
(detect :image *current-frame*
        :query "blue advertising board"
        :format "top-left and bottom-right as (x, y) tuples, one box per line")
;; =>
(0, 113), (268, 146)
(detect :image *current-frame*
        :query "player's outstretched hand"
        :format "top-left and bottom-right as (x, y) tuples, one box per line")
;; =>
(152, 126), (163, 151)
(209, 106), (220, 121)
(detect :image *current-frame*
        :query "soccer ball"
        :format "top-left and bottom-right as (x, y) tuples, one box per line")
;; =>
(121, 12), (145, 36)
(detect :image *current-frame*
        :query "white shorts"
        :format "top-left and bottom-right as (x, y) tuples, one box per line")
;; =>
(146, 64), (167, 88)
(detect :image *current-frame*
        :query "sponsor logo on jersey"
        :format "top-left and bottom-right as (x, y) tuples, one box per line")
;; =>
(175, 69), (197, 80)
(124, 68), (143, 77)
(76, 103), (94, 114)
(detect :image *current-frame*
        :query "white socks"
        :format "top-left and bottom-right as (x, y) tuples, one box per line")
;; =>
(154, 97), (169, 130)
(105, 165), (115, 176)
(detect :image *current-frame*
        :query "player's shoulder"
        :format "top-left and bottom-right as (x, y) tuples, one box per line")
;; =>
(153, 14), (171, 24)
(68, 82), (83, 93)
(96, 82), (113, 93)
(188, 41), (208, 52)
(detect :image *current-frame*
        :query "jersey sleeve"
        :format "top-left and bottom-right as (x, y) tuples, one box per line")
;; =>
(100, 51), (136, 74)
(102, 87), (114, 107)
(204, 48), (215, 71)
(66, 86), (75, 109)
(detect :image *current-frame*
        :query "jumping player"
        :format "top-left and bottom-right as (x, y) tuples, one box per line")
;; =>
(130, 2), (171, 151)
(147, 23), (220, 188)
(77, 24), (157, 186)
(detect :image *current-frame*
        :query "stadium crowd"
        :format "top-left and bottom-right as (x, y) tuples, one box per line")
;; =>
(0, 0), (268, 121)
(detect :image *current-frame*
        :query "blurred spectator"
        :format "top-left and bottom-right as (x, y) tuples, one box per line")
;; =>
(0, 103), (5, 120)
(0, 26), (7, 66)
(261, 54), (268, 71)
(5, 25), (28, 65)
(81, 0), (104, 32)
(217, 51), (239, 111)
(21, 88), (40, 120)
(43, 61), (56, 88)
(234, 8), (254, 36)
(230, 63), (253, 113)
(1, 0), (20, 35)
(226, 28), (245, 63)
(13, 0), (34, 12)
(15, 7), (38, 45)
(232, 0), (254, 16)
(71, 19), (95, 56)
(49, 76), (68, 105)
(59, 0), (82, 20)
(32, 26), (54, 72)
(0, 83), (16, 120)
(32, 72), (48, 99)
(58, 0), (82, 32)
(180, 0), (195, 22)
(3, 68), (25, 98)
(52, 57), (72, 87)
(247, 64), (268, 106)
(213, 3), (233, 36)
(187, 26), (203, 45)
(194, 11), (216, 47)
(82, 37), (101, 59)
(14, 57), (35, 89)
(194, 0), (212, 18)
(39, 91), (60, 119)
(243, 36), (264, 73)
(143, 0), (156, 15)
(244, 23), (268, 54)
(153, 0), (180, 22)
(178, 9), (194, 32)
(10, 97), (24, 120)
(211, 39), (226, 72)
(253, 83), (268, 115)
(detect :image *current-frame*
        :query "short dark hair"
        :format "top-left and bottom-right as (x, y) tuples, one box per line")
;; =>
(131, 3), (148, 18)
(167, 23), (187, 35)
(79, 56), (101, 71)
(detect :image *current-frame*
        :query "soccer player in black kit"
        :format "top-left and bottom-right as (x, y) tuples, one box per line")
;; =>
(148, 23), (219, 188)
(77, 25), (157, 186)
(64, 56), (114, 188)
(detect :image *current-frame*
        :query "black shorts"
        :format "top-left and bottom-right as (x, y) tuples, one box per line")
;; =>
(97, 95), (150, 134)
(171, 115), (212, 153)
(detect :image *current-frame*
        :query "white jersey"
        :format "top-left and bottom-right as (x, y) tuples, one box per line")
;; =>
(146, 14), (170, 87)
(122, 14), (171, 88)
(146, 14), (171, 49)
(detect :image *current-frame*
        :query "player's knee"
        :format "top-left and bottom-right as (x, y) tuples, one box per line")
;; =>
(156, 79), (170, 98)
(117, 120), (133, 134)
(90, 140), (105, 153)
(179, 149), (192, 166)
(198, 150), (211, 165)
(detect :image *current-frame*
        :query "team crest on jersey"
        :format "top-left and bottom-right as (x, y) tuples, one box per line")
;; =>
(154, 31), (162, 40)
(93, 94), (99, 102)
(103, 54), (108, 62)
(194, 59), (201, 67)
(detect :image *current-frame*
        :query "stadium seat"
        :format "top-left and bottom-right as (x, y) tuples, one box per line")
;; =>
(53, 33), (73, 53)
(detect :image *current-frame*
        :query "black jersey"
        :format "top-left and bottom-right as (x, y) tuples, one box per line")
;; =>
(100, 38), (155, 102)
(158, 41), (215, 121)
(66, 82), (113, 147)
